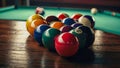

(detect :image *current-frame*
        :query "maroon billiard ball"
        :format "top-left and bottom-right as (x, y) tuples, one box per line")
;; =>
(60, 25), (73, 33)
(45, 15), (60, 24)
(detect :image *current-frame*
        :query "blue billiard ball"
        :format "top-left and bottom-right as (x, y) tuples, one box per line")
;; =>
(62, 18), (76, 25)
(34, 24), (50, 46)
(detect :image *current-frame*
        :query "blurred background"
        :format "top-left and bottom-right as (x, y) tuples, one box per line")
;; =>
(0, 0), (120, 12)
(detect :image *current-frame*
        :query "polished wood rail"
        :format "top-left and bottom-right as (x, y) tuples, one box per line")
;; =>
(0, 20), (120, 68)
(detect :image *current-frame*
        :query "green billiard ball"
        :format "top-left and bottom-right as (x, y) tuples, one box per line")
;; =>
(42, 28), (61, 51)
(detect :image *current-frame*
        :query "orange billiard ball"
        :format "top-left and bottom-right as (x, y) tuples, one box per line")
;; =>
(50, 21), (64, 30)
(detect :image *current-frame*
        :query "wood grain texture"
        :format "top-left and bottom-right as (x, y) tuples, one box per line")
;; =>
(0, 20), (120, 68)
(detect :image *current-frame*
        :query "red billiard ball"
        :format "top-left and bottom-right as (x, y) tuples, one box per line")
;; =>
(42, 28), (61, 51)
(57, 13), (69, 21)
(71, 13), (83, 21)
(55, 32), (79, 57)
(45, 15), (60, 24)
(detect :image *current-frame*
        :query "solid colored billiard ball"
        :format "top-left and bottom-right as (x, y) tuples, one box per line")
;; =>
(71, 23), (83, 28)
(26, 14), (45, 36)
(45, 15), (60, 25)
(34, 24), (50, 46)
(69, 28), (86, 49)
(57, 13), (69, 21)
(76, 26), (95, 48)
(55, 32), (79, 57)
(60, 25), (73, 33)
(35, 7), (45, 16)
(42, 28), (61, 51)
(50, 21), (64, 30)
(78, 15), (95, 28)
(71, 13), (83, 21)
(91, 8), (98, 15)
(62, 18), (76, 25)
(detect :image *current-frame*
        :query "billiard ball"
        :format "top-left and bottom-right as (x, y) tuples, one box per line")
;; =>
(34, 24), (50, 46)
(35, 7), (45, 16)
(76, 26), (95, 48)
(62, 18), (76, 25)
(57, 13), (69, 21)
(26, 14), (45, 36)
(91, 8), (98, 15)
(50, 21), (64, 30)
(55, 32), (79, 57)
(71, 13), (83, 21)
(69, 28), (86, 49)
(45, 15), (60, 25)
(60, 25), (73, 33)
(71, 23), (83, 28)
(78, 15), (95, 28)
(42, 28), (61, 51)
(26, 14), (44, 30)
(112, 11), (116, 16)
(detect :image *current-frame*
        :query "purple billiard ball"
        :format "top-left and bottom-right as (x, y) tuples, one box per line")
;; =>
(71, 23), (83, 28)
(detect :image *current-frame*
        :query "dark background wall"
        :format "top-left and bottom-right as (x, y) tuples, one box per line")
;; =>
(0, 0), (119, 12)
(30, 0), (120, 11)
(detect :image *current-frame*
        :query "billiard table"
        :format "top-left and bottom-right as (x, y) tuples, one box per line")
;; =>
(0, 6), (120, 68)
(0, 6), (120, 35)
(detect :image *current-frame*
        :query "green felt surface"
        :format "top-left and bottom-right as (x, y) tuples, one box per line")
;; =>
(0, 6), (120, 35)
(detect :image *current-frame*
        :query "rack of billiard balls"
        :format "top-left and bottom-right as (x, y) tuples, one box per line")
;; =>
(26, 7), (96, 57)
